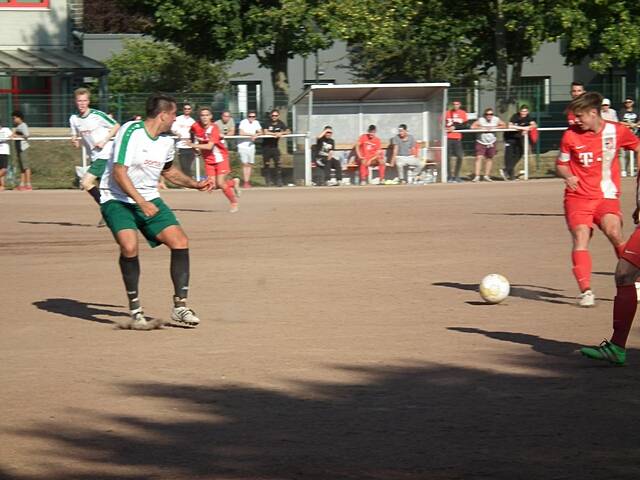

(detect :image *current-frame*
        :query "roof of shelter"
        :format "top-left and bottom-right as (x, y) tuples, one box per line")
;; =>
(293, 83), (450, 105)
(0, 48), (107, 76)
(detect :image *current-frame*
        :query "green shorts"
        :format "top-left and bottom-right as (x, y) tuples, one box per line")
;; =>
(100, 198), (180, 248)
(87, 158), (108, 178)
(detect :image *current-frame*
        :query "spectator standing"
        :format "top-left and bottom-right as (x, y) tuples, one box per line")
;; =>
(237, 111), (262, 188)
(390, 124), (421, 183)
(214, 110), (236, 139)
(619, 97), (638, 177)
(314, 126), (342, 186)
(445, 100), (468, 182)
(501, 105), (537, 181)
(356, 125), (383, 185)
(262, 109), (290, 187)
(170, 103), (197, 177)
(69, 87), (120, 225)
(0, 118), (11, 191)
(12, 110), (31, 191)
(601, 98), (618, 122)
(471, 108), (506, 182)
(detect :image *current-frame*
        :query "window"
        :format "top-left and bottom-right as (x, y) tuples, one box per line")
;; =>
(0, 0), (49, 7)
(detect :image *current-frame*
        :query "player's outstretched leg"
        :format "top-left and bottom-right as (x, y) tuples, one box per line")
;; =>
(169, 248), (200, 326)
(118, 254), (149, 329)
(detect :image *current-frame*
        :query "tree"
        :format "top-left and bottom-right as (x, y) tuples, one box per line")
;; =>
(105, 38), (229, 93)
(83, 0), (151, 33)
(120, 0), (333, 113)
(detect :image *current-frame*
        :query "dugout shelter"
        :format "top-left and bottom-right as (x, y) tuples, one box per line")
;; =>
(292, 83), (450, 185)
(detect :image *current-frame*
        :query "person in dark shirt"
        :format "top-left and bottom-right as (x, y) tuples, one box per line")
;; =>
(314, 126), (342, 186)
(261, 109), (291, 186)
(501, 105), (536, 180)
(619, 97), (639, 176)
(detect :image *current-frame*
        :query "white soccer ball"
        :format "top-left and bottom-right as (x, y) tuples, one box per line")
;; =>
(479, 274), (510, 304)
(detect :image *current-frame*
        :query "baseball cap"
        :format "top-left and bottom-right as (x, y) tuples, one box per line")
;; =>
(602, 98), (611, 106)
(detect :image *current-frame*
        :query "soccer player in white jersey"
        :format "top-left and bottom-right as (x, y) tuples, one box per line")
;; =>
(69, 88), (120, 226)
(99, 94), (215, 329)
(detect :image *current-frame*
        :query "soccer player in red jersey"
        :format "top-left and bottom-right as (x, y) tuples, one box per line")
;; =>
(188, 107), (240, 213)
(566, 81), (585, 126)
(356, 124), (383, 185)
(557, 92), (640, 308)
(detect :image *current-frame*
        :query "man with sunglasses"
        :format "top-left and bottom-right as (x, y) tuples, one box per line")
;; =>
(262, 109), (291, 187)
(171, 103), (196, 177)
(471, 108), (506, 181)
(237, 111), (262, 188)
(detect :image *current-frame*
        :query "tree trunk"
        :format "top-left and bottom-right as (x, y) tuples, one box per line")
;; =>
(494, 0), (509, 114)
(268, 47), (290, 119)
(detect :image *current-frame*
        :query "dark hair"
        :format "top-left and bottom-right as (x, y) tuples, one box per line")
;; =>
(398, 124), (408, 130)
(247, 110), (257, 116)
(625, 97), (634, 102)
(324, 125), (332, 129)
(568, 91), (602, 115)
(483, 107), (494, 115)
(12, 110), (24, 120)
(145, 94), (177, 118)
(367, 124), (376, 132)
(519, 105), (530, 110)
(183, 103), (192, 109)
(198, 106), (213, 115)
(270, 109), (280, 115)
(571, 81), (585, 88)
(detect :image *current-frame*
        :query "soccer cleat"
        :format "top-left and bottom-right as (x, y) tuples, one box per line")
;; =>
(171, 305), (200, 326)
(229, 203), (239, 213)
(483, 175), (493, 182)
(472, 175), (480, 182)
(580, 340), (626, 365)
(130, 309), (148, 330)
(622, 171), (628, 177)
(233, 177), (241, 197)
(499, 169), (509, 181)
(578, 289), (595, 307)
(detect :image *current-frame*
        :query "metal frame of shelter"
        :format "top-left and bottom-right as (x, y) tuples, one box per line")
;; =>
(292, 83), (450, 185)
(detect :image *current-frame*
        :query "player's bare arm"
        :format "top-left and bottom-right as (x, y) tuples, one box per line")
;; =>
(95, 123), (120, 149)
(556, 163), (579, 191)
(162, 164), (215, 192)
(113, 164), (158, 217)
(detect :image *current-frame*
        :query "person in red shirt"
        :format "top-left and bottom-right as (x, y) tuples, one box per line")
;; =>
(445, 100), (468, 182)
(566, 81), (585, 126)
(188, 106), (240, 213)
(557, 91), (640, 308)
(355, 125), (383, 185)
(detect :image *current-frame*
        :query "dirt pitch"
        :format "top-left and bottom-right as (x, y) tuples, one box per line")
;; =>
(2, 180), (640, 480)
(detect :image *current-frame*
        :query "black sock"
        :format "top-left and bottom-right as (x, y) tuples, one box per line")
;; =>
(171, 248), (190, 304)
(119, 255), (140, 311)
(87, 186), (101, 205)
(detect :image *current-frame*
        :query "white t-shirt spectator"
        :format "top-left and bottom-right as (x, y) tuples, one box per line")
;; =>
(171, 114), (196, 149)
(476, 116), (501, 145)
(238, 118), (262, 147)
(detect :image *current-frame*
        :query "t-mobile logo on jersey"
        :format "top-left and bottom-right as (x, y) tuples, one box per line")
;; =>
(579, 152), (595, 166)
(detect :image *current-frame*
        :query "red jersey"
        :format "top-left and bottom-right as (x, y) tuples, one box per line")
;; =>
(446, 109), (468, 140)
(191, 122), (228, 164)
(557, 120), (640, 199)
(357, 134), (381, 160)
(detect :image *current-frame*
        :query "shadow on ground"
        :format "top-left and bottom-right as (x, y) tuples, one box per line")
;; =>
(32, 298), (128, 324)
(432, 281), (587, 305)
(18, 220), (94, 227)
(3, 334), (640, 479)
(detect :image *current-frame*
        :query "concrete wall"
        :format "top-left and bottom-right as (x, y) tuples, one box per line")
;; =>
(81, 33), (143, 62)
(0, 0), (69, 48)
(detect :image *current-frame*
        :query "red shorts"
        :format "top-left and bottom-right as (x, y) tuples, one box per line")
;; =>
(564, 196), (622, 230)
(622, 228), (640, 267)
(204, 158), (230, 177)
(475, 142), (496, 158)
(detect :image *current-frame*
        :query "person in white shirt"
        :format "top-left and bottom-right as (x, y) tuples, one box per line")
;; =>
(237, 110), (262, 188)
(471, 108), (506, 182)
(0, 118), (12, 191)
(171, 103), (197, 177)
(601, 98), (619, 122)
(99, 94), (214, 329)
(69, 88), (120, 225)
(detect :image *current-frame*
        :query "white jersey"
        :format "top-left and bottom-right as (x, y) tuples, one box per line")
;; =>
(0, 127), (11, 155)
(476, 116), (500, 145)
(100, 121), (175, 204)
(171, 114), (196, 149)
(237, 118), (262, 147)
(69, 108), (117, 162)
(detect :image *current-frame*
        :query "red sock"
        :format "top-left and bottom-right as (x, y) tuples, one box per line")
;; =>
(572, 250), (592, 292)
(359, 163), (368, 182)
(222, 179), (236, 204)
(615, 242), (627, 259)
(611, 284), (637, 348)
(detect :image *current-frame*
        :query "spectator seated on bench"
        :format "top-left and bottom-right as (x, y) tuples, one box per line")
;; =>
(314, 126), (343, 186)
(355, 124), (384, 185)
(389, 124), (423, 183)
